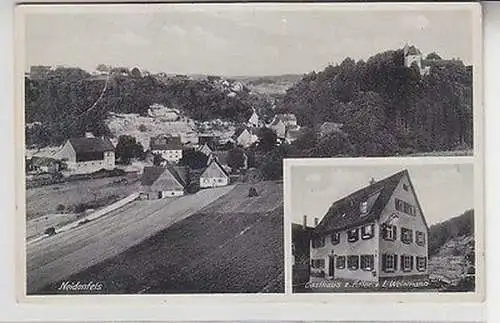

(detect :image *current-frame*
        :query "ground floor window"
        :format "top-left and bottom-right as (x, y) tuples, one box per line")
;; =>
(382, 254), (398, 272)
(360, 255), (375, 271)
(401, 255), (414, 272)
(347, 255), (359, 270)
(311, 259), (325, 269)
(416, 256), (427, 272)
(336, 256), (346, 269)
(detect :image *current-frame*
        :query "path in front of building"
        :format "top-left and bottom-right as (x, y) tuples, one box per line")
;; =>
(26, 185), (236, 294)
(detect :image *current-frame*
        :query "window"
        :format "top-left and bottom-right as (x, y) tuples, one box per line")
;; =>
(360, 201), (368, 215)
(401, 227), (413, 244)
(336, 256), (346, 269)
(312, 237), (325, 248)
(360, 255), (375, 271)
(347, 228), (359, 242)
(382, 254), (398, 272)
(347, 255), (359, 270)
(401, 255), (414, 272)
(361, 224), (375, 240)
(395, 198), (404, 212)
(403, 184), (409, 191)
(416, 256), (427, 272)
(416, 231), (426, 246)
(382, 224), (397, 241)
(331, 232), (340, 245)
(311, 259), (325, 269)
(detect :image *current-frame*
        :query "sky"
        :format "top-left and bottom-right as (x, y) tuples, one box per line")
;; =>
(23, 4), (475, 76)
(289, 162), (474, 226)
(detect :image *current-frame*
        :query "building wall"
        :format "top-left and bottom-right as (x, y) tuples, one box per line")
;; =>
(64, 150), (114, 174)
(310, 222), (380, 282)
(152, 149), (183, 163)
(236, 131), (258, 148)
(378, 174), (428, 278)
(54, 141), (77, 163)
(200, 176), (229, 188)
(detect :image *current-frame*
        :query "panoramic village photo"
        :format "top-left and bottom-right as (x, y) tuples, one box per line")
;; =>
(19, 3), (479, 295)
(288, 160), (476, 293)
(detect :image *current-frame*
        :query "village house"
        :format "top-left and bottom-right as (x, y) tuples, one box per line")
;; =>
(27, 156), (61, 174)
(140, 166), (186, 200)
(197, 143), (214, 157)
(149, 135), (183, 163)
(53, 133), (115, 174)
(233, 127), (259, 148)
(309, 169), (429, 285)
(319, 122), (344, 138)
(247, 110), (260, 128)
(267, 117), (287, 140)
(199, 158), (230, 188)
(276, 113), (298, 128)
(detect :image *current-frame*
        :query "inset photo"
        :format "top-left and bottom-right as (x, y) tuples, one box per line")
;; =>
(286, 158), (480, 295)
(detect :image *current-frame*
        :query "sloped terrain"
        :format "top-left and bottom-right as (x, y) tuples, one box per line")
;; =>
(36, 181), (284, 294)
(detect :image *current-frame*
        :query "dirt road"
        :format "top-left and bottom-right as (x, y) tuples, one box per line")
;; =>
(26, 185), (235, 293)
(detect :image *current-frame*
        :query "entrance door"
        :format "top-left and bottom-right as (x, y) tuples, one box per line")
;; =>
(328, 255), (335, 278)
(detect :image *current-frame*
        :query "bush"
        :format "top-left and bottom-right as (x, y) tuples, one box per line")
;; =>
(138, 124), (147, 132)
(56, 204), (65, 212)
(44, 227), (56, 236)
(186, 182), (200, 194)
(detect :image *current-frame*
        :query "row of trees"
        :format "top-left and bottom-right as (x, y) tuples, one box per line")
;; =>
(25, 68), (272, 148)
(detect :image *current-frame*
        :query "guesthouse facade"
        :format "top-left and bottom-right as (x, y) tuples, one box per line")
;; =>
(309, 170), (429, 285)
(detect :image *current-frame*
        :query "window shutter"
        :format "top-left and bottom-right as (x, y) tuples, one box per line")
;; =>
(392, 226), (397, 241)
(410, 256), (414, 270)
(382, 254), (386, 272)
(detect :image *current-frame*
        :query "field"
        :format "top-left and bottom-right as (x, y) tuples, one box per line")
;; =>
(34, 181), (284, 294)
(26, 173), (141, 220)
(27, 185), (235, 293)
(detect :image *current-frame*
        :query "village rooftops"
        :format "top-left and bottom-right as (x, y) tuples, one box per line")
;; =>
(314, 169), (417, 236)
(141, 166), (186, 189)
(277, 113), (297, 123)
(68, 137), (114, 154)
(150, 136), (183, 151)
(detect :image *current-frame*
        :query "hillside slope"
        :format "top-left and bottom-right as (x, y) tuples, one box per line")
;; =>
(36, 181), (284, 294)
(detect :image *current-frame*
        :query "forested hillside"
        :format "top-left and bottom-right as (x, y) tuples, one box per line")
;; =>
(25, 68), (263, 148)
(280, 48), (473, 156)
(428, 209), (474, 256)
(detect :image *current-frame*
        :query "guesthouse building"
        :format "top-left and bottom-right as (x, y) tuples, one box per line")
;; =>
(309, 170), (429, 285)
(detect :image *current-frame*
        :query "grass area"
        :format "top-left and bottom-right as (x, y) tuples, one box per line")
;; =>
(26, 173), (141, 220)
(38, 181), (284, 294)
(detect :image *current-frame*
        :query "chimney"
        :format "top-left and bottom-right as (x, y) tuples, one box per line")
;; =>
(302, 215), (307, 229)
(314, 217), (319, 226)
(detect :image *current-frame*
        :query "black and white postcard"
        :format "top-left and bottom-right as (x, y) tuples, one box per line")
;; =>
(14, 2), (482, 302)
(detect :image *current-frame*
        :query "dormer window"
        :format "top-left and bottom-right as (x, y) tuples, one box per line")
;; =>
(347, 228), (359, 242)
(360, 201), (368, 215)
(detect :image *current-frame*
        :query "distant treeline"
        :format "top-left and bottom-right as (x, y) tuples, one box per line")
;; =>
(280, 48), (473, 156)
(25, 68), (266, 147)
(428, 209), (474, 256)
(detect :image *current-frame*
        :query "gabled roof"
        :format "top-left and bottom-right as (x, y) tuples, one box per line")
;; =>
(68, 137), (114, 154)
(269, 117), (285, 127)
(200, 158), (230, 179)
(314, 170), (408, 236)
(150, 136), (182, 151)
(141, 166), (185, 190)
(233, 127), (251, 139)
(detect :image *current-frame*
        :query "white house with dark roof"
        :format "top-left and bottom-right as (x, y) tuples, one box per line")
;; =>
(247, 110), (260, 128)
(140, 166), (185, 199)
(309, 169), (429, 285)
(53, 133), (115, 174)
(233, 127), (258, 148)
(149, 135), (183, 163)
(199, 158), (230, 188)
(267, 118), (287, 139)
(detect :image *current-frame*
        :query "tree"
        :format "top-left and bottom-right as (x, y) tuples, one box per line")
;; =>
(227, 147), (246, 171)
(426, 52), (442, 60)
(115, 135), (144, 164)
(257, 127), (278, 152)
(179, 149), (208, 169)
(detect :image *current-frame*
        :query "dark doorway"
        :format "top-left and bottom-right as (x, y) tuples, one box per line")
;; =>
(329, 255), (335, 277)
